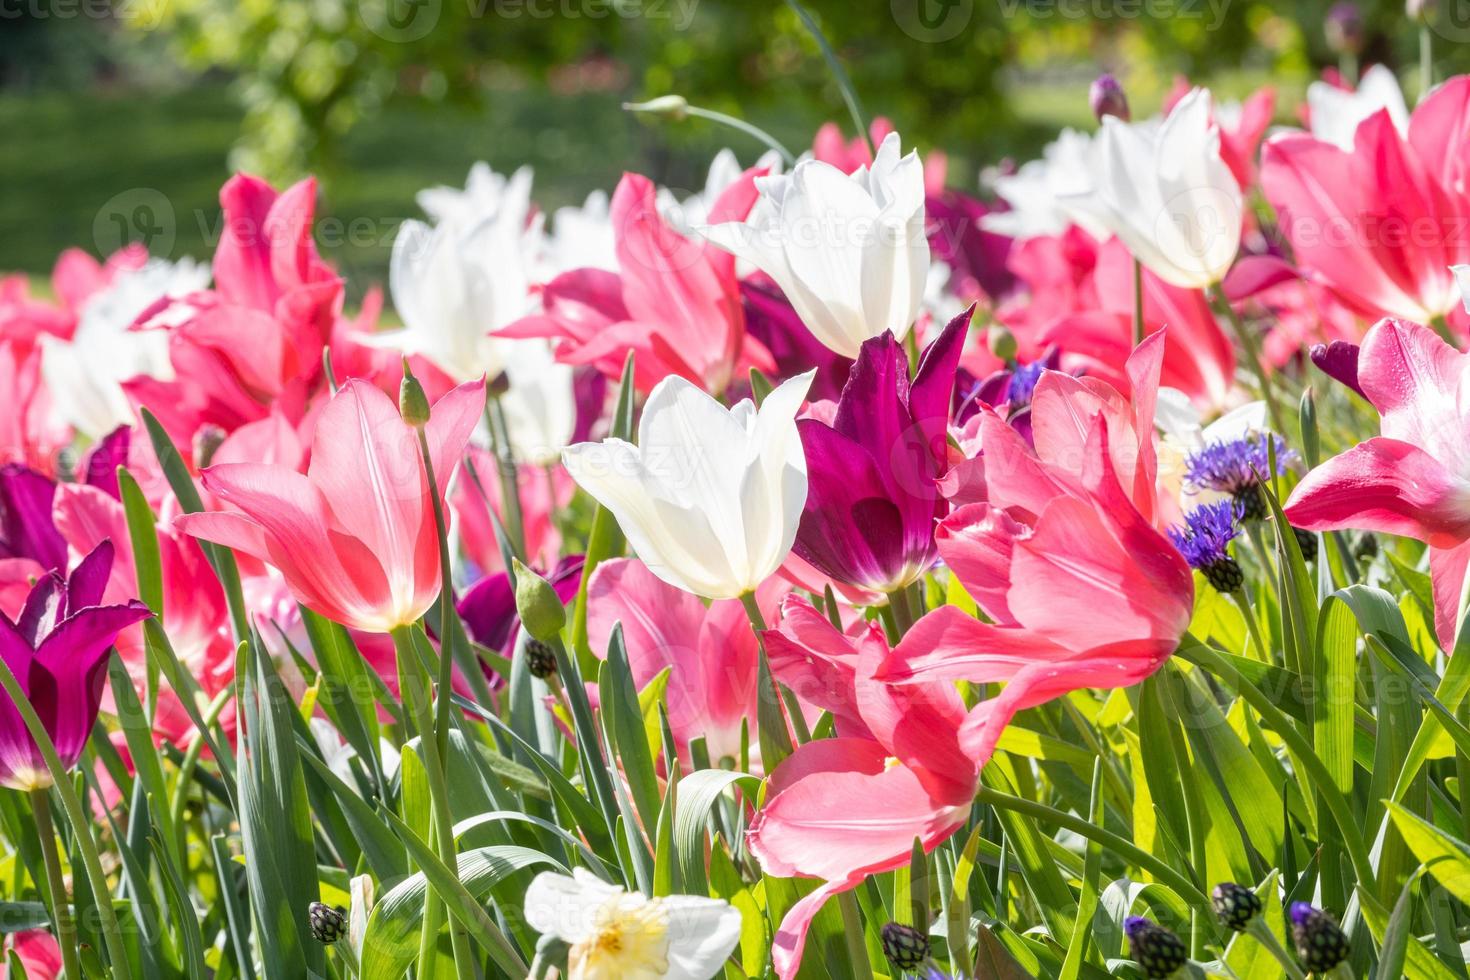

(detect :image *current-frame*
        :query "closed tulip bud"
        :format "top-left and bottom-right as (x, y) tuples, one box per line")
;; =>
(1325, 2), (1365, 55)
(1125, 917), (1188, 979)
(1089, 73), (1131, 122)
(1289, 903), (1351, 972)
(308, 903), (348, 945)
(622, 94), (690, 120)
(880, 922), (931, 972)
(513, 558), (567, 642)
(1212, 882), (1263, 932)
(192, 423), (227, 469)
(398, 360), (432, 427)
(987, 325), (1018, 363)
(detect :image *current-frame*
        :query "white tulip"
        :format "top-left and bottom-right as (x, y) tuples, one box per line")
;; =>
(657, 146), (784, 237)
(498, 338), (577, 466)
(563, 370), (813, 599)
(982, 128), (1110, 241)
(1307, 64), (1409, 151)
(1452, 264), (1470, 314)
(379, 165), (539, 382)
(1063, 89), (1243, 290)
(524, 868), (742, 980)
(542, 190), (619, 276)
(701, 132), (929, 359)
(41, 256), (209, 439)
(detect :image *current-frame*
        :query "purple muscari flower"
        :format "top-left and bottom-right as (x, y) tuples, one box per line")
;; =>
(0, 465), (67, 571)
(959, 348), (1062, 445)
(793, 307), (970, 594)
(0, 542), (150, 790)
(1184, 432), (1296, 521)
(458, 554), (584, 662)
(1168, 500), (1245, 593)
(1310, 341), (1365, 400)
(1288, 902), (1351, 973)
(925, 190), (1017, 304)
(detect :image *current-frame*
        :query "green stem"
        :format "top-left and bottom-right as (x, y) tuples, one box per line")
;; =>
(484, 398), (528, 560)
(783, 0), (873, 156)
(168, 687), (234, 849)
(1208, 287), (1286, 436)
(390, 625), (476, 980)
(975, 786), (1213, 914)
(740, 592), (803, 767)
(1419, 23), (1433, 102)
(681, 105), (797, 166)
(888, 590), (915, 636)
(1230, 589), (1270, 662)
(837, 890), (874, 980)
(1133, 257), (1145, 348)
(1246, 918), (1308, 980)
(0, 653), (132, 980)
(31, 788), (81, 980)
(1176, 635), (1377, 893)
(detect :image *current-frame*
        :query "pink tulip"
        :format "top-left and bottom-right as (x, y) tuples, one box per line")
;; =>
(1262, 76), (1470, 329)
(500, 171), (775, 394)
(126, 175), (344, 450)
(0, 339), (69, 474)
(1286, 318), (1470, 648)
(176, 377), (484, 633)
(586, 557), (786, 764)
(1001, 235), (1235, 410)
(750, 597), (988, 979)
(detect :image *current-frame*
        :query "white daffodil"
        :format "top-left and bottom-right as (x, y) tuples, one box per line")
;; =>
(982, 128), (1110, 241)
(1307, 64), (1409, 151)
(702, 131), (929, 358)
(1063, 89), (1243, 289)
(498, 338), (577, 466)
(563, 370), (812, 599)
(41, 256), (209, 439)
(524, 868), (742, 980)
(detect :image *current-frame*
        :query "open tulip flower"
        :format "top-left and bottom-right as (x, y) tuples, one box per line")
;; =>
(177, 377), (484, 632)
(562, 369), (813, 600)
(1287, 317), (1470, 648)
(0, 542), (149, 790)
(22, 47), (1470, 980)
(793, 306), (967, 594)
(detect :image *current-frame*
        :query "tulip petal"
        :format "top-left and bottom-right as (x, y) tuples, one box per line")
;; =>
(1284, 437), (1470, 547)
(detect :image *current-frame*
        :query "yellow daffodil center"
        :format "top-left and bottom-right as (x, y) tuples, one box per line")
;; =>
(569, 891), (671, 980)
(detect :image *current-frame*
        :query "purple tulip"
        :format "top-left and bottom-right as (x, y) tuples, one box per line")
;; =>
(926, 190), (1017, 305)
(741, 277), (853, 403)
(0, 542), (150, 790)
(1309, 341), (1365, 399)
(793, 307), (970, 594)
(0, 465), (67, 572)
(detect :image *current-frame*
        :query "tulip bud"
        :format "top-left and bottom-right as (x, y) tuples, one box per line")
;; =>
(523, 638), (558, 679)
(1293, 527), (1319, 562)
(1289, 903), (1351, 973)
(512, 558), (566, 642)
(1325, 2), (1365, 55)
(1125, 917), (1188, 979)
(987, 326), (1018, 363)
(486, 370), (511, 399)
(308, 902), (348, 945)
(1211, 882), (1263, 932)
(622, 95), (690, 121)
(192, 423), (227, 469)
(879, 922), (930, 973)
(398, 360), (432, 428)
(1089, 73), (1131, 123)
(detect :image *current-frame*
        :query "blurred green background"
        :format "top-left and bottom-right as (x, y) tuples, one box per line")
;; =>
(0, 0), (1457, 295)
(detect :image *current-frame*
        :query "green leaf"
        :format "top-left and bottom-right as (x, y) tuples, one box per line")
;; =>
(599, 623), (661, 834)
(117, 468), (164, 618)
(360, 845), (559, 980)
(672, 769), (758, 897)
(1313, 596), (1358, 795)
(236, 636), (323, 977)
(1387, 803), (1470, 905)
